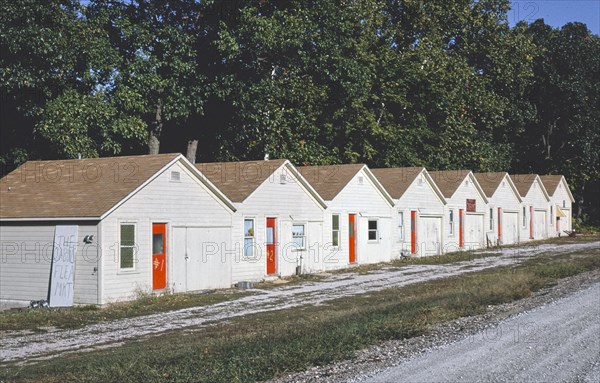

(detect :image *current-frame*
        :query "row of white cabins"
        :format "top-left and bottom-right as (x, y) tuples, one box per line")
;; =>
(0, 154), (574, 306)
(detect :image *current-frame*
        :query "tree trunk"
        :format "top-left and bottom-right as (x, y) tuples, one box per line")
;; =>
(576, 181), (585, 222)
(148, 102), (163, 155)
(186, 139), (198, 163)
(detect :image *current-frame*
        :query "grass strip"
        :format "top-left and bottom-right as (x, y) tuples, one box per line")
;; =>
(2, 247), (599, 383)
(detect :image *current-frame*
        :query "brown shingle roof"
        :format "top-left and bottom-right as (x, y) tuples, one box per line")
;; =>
(370, 167), (424, 199)
(0, 153), (180, 219)
(428, 170), (471, 198)
(473, 172), (509, 198)
(297, 164), (365, 201)
(539, 175), (563, 196)
(195, 159), (287, 202)
(510, 174), (538, 197)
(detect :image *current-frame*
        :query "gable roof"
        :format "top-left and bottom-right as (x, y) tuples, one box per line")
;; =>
(371, 167), (446, 204)
(196, 159), (327, 208)
(473, 172), (523, 202)
(510, 174), (550, 200)
(539, 175), (575, 202)
(0, 154), (236, 220)
(297, 164), (394, 206)
(428, 170), (471, 198)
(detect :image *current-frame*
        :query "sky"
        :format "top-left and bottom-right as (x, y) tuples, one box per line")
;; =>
(508, 1), (600, 35)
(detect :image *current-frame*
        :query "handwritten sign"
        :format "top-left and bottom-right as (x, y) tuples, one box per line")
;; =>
(49, 225), (78, 307)
(466, 199), (476, 213)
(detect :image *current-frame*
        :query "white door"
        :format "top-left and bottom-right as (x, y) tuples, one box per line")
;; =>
(465, 214), (484, 250)
(558, 209), (571, 233)
(172, 227), (232, 292)
(418, 217), (442, 256)
(501, 212), (519, 245)
(534, 211), (547, 239)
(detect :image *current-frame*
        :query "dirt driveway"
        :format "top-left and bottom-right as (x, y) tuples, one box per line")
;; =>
(1, 241), (598, 364)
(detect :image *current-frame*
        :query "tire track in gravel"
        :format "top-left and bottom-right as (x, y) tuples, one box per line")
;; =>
(1, 241), (597, 364)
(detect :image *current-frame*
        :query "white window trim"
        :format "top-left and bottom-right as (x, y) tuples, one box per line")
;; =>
(522, 206), (527, 228)
(243, 217), (256, 258)
(118, 222), (137, 272)
(448, 209), (455, 236)
(397, 211), (404, 242)
(331, 214), (341, 248)
(489, 207), (494, 231)
(368, 219), (379, 243)
(292, 222), (307, 251)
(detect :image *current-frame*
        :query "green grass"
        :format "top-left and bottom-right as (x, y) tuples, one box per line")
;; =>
(0, 289), (249, 332)
(3, 246), (599, 383)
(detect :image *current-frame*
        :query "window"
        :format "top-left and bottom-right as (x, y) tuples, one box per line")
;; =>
(398, 211), (404, 240)
(331, 215), (340, 247)
(170, 171), (181, 182)
(489, 208), (493, 231)
(292, 224), (306, 249)
(522, 206), (527, 227)
(449, 209), (454, 235)
(550, 206), (553, 225)
(368, 220), (378, 241)
(244, 219), (255, 258)
(563, 200), (566, 208)
(120, 224), (135, 269)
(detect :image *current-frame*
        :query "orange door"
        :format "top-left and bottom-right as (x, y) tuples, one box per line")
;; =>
(152, 223), (167, 290)
(459, 209), (464, 248)
(266, 218), (277, 274)
(410, 211), (417, 254)
(497, 208), (502, 243)
(349, 214), (357, 263)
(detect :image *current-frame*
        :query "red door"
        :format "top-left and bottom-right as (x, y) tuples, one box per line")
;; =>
(497, 208), (502, 244)
(529, 206), (534, 239)
(410, 211), (417, 254)
(266, 218), (277, 274)
(349, 214), (357, 263)
(152, 223), (167, 290)
(459, 209), (464, 248)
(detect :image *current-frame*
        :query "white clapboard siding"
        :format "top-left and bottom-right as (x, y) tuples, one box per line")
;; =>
(548, 179), (574, 237)
(0, 223), (99, 304)
(320, 169), (393, 270)
(486, 176), (522, 245)
(230, 164), (325, 283)
(519, 178), (550, 242)
(100, 161), (233, 304)
(393, 173), (445, 257)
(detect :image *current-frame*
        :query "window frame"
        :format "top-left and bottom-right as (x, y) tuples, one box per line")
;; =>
(119, 222), (137, 271)
(522, 206), (527, 228)
(489, 207), (494, 231)
(368, 219), (379, 243)
(331, 214), (340, 247)
(397, 211), (404, 241)
(448, 209), (454, 236)
(243, 218), (256, 258)
(292, 223), (307, 250)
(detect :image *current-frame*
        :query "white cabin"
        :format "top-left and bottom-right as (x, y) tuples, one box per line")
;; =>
(429, 171), (489, 251)
(0, 154), (236, 305)
(510, 174), (551, 241)
(372, 168), (447, 257)
(298, 164), (395, 269)
(539, 175), (574, 237)
(196, 160), (326, 282)
(474, 172), (523, 245)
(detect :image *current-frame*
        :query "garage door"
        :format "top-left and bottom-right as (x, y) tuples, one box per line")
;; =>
(501, 212), (519, 245)
(172, 227), (231, 292)
(465, 214), (484, 250)
(417, 216), (442, 256)
(533, 211), (547, 239)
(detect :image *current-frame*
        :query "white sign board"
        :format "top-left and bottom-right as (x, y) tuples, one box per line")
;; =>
(49, 225), (78, 307)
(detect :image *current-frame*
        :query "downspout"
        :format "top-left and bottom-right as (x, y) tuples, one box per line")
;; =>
(96, 220), (103, 305)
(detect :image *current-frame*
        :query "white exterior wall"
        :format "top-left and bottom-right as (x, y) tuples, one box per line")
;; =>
(519, 179), (550, 242)
(443, 175), (487, 252)
(0, 222), (99, 304)
(321, 170), (393, 270)
(486, 177), (522, 245)
(100, 161), (233, 304)
(392, 174), (445, 257)
(548, 181), (573, 237)
(230, 164), (325, 283)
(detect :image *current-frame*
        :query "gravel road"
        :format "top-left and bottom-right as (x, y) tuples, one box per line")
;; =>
(361, 282), (600, 383)
(1, 241), (598, 366)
